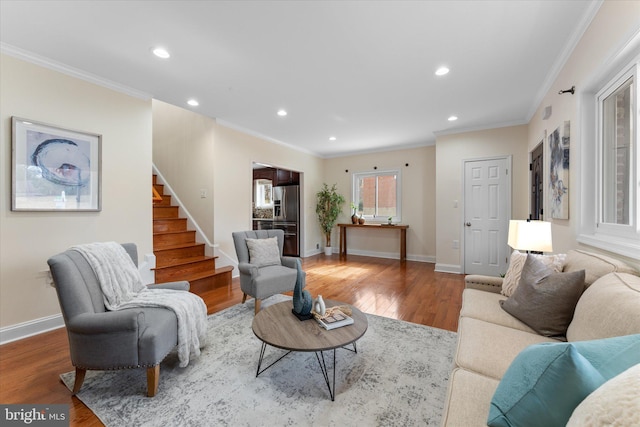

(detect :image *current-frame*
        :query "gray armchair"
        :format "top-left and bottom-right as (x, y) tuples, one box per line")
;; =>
(47, 243), (190, 397)
(232, 230), (305, 314)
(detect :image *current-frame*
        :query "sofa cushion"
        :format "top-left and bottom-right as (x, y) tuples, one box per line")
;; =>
(500, 255), (585, 339)
(455, 317), (556, 380)
(487, 342), (606, 427)
(441, 368), (500, 427)
(501, 250), (565, 296)
(567, 272), (640, 342)
(459, 289), (536, 333)
(563, 249), (638, 287)
(245, 237), (281, 267)
(567, 363), (640, 427)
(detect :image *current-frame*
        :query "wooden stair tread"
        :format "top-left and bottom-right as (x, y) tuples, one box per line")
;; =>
(155, 255), (216, 269)
(157, 268), (232, 284)
(153, 242), (206, 251)
(153, 230), (195, 236)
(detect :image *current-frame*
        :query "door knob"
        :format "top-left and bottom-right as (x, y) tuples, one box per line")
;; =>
(465, 222), (471, 227)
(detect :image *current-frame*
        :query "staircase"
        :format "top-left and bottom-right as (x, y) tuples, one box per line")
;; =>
(152, 175), (233, 293)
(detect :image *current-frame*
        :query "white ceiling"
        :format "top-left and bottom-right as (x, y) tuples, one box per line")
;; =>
(0, 1), (600, 158)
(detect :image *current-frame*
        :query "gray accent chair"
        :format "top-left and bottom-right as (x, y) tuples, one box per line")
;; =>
(47, 243), (191, 397)
(232, 230), (305, 314)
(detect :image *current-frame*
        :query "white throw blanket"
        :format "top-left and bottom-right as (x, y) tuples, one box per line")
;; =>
(72, 242), (207, 368)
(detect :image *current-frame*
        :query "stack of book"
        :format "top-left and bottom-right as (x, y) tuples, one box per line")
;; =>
(314, 308), (354, 330)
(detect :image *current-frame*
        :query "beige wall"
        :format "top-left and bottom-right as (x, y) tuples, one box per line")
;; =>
(435, 125), (529, 271)
(323, 146), (436, 260)
(527, 0), (640, 266)
(212, 124), (324, 262)
(152, 100), (216, 245)
(0, 54), (153, 331)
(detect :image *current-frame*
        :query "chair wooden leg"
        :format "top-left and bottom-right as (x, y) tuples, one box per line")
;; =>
(254, 299), (261, 314)
(242, 293), (248, 304)
(147, 365), (160, 397)
(72, 367), (86, 395)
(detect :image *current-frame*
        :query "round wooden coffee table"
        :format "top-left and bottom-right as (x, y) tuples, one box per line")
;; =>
(252, 300), (368, 400)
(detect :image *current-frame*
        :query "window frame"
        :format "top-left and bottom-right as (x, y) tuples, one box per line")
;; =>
(352, 169), (402, 222)
(595, 65), (636, 238)
(578, 47), (640, 260)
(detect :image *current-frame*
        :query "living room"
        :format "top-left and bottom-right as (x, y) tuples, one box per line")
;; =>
(1, 1), (639, 425)
(3, 0), (639, 340)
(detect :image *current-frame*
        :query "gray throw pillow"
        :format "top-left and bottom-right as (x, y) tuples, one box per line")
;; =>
(500, 255), (585, 339)
(245, 237), (281, 267)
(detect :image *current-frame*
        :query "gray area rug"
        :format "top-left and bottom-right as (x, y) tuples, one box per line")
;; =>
(61, 295), (457, 426)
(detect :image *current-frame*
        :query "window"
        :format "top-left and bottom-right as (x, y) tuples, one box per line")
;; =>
(352, 170), (401, 221)
(596, 64), (638, 239)
(254, 179), (273, 208)
(599, 73), (633, 226)
(578, 50), (640, 259)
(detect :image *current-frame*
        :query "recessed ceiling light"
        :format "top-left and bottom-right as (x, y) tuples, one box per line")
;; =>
(187, 99), (199, 107)
(277, 109), (288, 117)
(448, 115), (458, 121)
(435, 66), (450, 76)
(152, 47), (170, 59)
(329, 136), (337, 141)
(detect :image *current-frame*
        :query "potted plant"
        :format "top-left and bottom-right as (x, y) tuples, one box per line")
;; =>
(316, 183), (345, 255)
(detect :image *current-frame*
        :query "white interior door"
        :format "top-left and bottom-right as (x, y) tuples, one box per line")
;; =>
(463, 157), (510, 275)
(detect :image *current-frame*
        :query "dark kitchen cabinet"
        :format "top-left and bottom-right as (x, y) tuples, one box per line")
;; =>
(274, 169), (300, 186)
(253, 167), (275, 181)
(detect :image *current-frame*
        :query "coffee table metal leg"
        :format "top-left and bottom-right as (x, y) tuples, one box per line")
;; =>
(315, 349), (337, 401)
(256, 342), (292, 377)
(257, 342), (361, 401)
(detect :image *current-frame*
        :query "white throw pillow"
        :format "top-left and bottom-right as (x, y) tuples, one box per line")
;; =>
(566, 363), (640, 427)
(501, 250), (566, 297)
(245, 237), (281, 267)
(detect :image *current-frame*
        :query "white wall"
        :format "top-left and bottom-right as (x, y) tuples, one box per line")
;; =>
(152, 100), (216, 247)
(435, 125), (529, 272)
(323, 146), (437, 261)
(212, 124), (324, 264)
(527, 0), (640, 267)
(0, 54), (153, 334)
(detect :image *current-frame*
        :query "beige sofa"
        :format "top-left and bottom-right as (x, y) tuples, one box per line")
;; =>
(441, 250), (640, 427)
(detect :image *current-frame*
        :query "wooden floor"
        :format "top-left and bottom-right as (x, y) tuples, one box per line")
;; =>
(0, 254), (465, 427)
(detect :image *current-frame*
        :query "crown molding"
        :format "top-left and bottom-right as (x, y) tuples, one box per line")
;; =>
(433, 119), (528, 138)
(525, 0), (604, 121)
(1, 42), (151, 100)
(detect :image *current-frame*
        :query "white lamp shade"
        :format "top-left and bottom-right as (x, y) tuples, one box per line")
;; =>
(507, 220), (553, 253)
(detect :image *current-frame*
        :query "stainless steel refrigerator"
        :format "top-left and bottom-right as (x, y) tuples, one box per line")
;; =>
(273, 185), (299, 256)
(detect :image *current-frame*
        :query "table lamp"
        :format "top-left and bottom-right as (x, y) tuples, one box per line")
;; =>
(507, 219), (553, 253)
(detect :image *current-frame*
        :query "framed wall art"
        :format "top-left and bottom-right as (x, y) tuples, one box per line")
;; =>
(549, 120), (570, 219)
(11, 117), (102, 211)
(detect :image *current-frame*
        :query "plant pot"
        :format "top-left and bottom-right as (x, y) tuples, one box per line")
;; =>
(358, 217), (365, 225)
(351, 214), (358, 224)
(324, 246), (332, 256)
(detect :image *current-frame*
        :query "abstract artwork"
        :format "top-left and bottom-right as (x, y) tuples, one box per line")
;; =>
(549, 121), (570, 219)
(12, 117), (101, 211)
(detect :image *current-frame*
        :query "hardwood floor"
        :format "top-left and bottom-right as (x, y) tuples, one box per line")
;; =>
(0, 254), (465, 426)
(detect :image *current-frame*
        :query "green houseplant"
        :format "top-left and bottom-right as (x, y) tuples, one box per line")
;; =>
(316, 183), (345, 255)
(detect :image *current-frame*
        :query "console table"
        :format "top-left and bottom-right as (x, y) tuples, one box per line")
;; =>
(337, 223), (409, 262)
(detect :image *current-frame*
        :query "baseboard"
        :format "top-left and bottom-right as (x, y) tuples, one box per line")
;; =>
(434, 263), (463, 274)
(308, 247), (435, 263)
(0, 314), (65, 345)
(215, 247), (239, 278)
